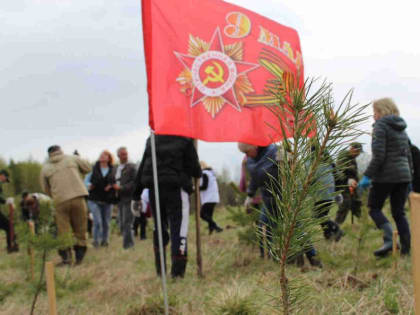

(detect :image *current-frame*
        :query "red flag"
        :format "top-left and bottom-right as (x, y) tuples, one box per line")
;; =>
(142, 0), (304, 145)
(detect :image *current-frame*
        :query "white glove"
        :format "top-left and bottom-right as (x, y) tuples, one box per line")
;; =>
(347, 178), (357, 188)
(335, 194), (344, 205)
(244, 196), (252, 208)
(131, 200), (142, 217)
(6, 197), (14, 206)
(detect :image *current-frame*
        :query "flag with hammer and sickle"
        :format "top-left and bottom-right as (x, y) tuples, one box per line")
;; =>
(142, 0), (303, 145)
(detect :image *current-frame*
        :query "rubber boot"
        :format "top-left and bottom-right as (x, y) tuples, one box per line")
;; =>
(57, 248), (72, 267)
(374, 222), (393, 257)
(171, 256), (187, 278)
(400, 232), (411, 256)
(74, 245), (87, 265)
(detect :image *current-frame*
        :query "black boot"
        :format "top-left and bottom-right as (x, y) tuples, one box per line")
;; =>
(306, 248), (322, 268)
(374, 222), (393, 257)
(57, 248), (72, 267)
(140, 215), (147, 240)
(74, 246), (87, 265)
(400, 232), (411, 256)
(209, 221), (223, 235)
(209, 223), (215, 235)
(171, 256), (187, 278)
(154, 247), (167, 277)
(329, 220), (344, 242)
(214, 225), (223, 233)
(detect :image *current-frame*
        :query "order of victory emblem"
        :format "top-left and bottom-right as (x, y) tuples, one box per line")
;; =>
(174, 27), (259, 118)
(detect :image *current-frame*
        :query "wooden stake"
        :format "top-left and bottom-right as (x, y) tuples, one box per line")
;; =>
(8, 202), (16, 247)
(28, 221), (35, 281)
(409, 193), (420, 315)
(193, 139), (203, 277)
(392, 230), (398, 272)
(45, 262), (57, 315)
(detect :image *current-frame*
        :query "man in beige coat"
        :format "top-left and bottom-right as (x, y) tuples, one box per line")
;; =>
(40, 145), (91, 265)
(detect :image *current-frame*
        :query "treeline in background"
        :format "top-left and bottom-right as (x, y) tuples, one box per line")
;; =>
(0, 157), (43, 197)
(0, 156), (240, 207)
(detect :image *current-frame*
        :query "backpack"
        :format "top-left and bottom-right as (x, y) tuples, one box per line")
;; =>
(410, 143), (420, 193)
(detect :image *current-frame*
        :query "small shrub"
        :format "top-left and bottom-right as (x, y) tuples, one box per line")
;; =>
(213, 285), (258, 315)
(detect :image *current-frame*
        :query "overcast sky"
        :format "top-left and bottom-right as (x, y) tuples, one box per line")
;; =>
(2, 0), (420, 180)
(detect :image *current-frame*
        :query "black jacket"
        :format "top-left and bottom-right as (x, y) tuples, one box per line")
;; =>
(410, 143), (420, 193)
(132, 135), (202, 199)
(365, 115), (412, 183)
(335, 149), (358, 187)
(0, 183), (5, 205)
(112, 163), (136, 201)
(88, 162), (116, 203)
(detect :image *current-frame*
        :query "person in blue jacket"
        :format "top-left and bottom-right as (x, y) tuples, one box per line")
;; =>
(238, 142), (322, 267)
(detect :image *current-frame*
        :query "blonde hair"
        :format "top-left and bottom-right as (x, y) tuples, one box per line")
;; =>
(237, 143), (257, 153)
(373, 98), (400, 118)
(100, 150), (114, 166)
(200, 161), (209, 169)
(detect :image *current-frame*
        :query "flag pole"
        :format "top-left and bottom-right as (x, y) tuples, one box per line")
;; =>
(193, 139), (204, 277)
(150, 130), (169, 315)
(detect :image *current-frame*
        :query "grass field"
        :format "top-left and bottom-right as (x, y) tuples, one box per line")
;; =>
(0, 204), (415, 314)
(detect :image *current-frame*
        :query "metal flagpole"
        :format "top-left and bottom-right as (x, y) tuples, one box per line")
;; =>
(150, 130), (169, 315)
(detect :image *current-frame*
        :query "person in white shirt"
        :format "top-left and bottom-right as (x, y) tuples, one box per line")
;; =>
(199, 161), (222, 234)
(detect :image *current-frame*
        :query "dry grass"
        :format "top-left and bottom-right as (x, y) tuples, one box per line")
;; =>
(0, 205), (415, 314)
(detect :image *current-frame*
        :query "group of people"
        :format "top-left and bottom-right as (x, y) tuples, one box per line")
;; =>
(238, 97), (416, 268)
(0, 97), (416, 278)
(0, 139), (222, 279)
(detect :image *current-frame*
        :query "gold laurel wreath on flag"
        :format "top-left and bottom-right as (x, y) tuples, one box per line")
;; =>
(176, 35), (255, 117)
(245, 48), (298, 108)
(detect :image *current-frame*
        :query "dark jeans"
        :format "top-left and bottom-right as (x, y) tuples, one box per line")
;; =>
(133, 213), (148, 239)
(368, 182), (410, 237)
(0, 211), (12, 249)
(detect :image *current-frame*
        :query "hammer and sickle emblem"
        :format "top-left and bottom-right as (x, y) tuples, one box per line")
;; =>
(203, 61), (225, 86)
